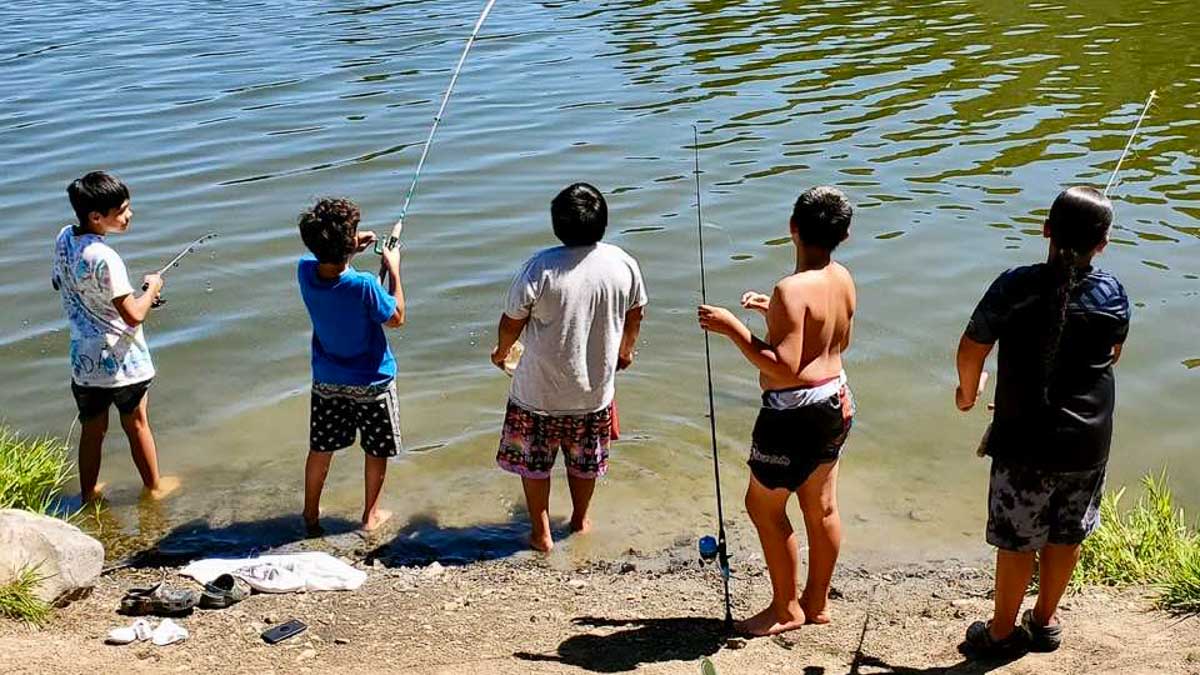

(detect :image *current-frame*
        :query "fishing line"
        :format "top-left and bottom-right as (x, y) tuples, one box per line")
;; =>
(143, 232), (220, 308)
(693, 124), (734, 633)
(1103, 89), (1156, 197)
(377, 0), (498, 260)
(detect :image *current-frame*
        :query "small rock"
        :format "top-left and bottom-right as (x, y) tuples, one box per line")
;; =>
(726, 637), (747, 650)
(951, 599), (973, 608)
(568, 579), (588, 590)
(297, 649), (316, 661)
(619, 562), (636, 574)
(422, 562), (445, 579)
(908, 509), (932, 523)
(334, 638), (350, 645)
(829, 586), (844, 600)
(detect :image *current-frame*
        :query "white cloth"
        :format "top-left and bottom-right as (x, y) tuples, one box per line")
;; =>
(504, 243), (647, 415)
(180, 552), (366, 593)
(51, 226), (154, 387)
(762, 371), (848, 410)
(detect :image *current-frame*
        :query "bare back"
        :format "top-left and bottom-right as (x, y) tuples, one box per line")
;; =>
(761, 261), (856, 391)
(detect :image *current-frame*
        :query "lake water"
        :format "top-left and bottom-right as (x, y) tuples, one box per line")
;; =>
(2, 0), (1197, 564)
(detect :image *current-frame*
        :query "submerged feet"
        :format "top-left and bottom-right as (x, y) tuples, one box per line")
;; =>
(141, 475), (180, 501)
(361, 508), (393, 533)
(736, 602), (807, 637)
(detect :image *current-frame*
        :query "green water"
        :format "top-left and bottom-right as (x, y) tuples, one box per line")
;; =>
(1, 0), (1197, 562)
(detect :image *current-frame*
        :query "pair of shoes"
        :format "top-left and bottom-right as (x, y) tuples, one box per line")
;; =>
(200, 574), (251, 610)
(1021, 609), (1063, 652)
(119, 583), (198, 617)
(963, 620), (1028, 658)
(105, 618), (188, 646)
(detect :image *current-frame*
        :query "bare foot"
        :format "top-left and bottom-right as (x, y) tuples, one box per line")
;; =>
(801, 591), (832, 624)
(82, 481), (108, 505)
(140, 476), (180, 501)
(361, 508), (393, 533)
(529, 532), (554, 553)
(569, 516), (592, 535)
(735, 603), (806, 637)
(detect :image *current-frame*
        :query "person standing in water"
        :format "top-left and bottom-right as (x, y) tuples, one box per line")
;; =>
(492, 183), (647, 553)
(956, 186), (1129, 656)
(698, 186), (857, 636)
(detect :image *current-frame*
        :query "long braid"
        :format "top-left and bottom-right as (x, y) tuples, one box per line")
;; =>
(1041, 248), (1084, 406)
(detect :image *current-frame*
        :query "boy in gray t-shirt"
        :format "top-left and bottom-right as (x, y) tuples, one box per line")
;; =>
(491, 183), (647, 552)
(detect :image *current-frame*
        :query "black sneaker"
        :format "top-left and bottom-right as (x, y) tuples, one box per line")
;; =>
(963, 620), (1028, 659)
(1021, 609), (1063, 652)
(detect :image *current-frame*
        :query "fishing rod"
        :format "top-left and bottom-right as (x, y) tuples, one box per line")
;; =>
(143, 232), (219, 308)
(1103, 89), (1157, 197)
(376, 0), (498, 269)
(693, 124), (734, 633)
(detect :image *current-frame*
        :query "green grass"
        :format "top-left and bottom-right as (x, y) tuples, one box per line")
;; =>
(1075, 470), (1200, 613)
(0, 425), (73, 516)
(0, 567), (50, 626)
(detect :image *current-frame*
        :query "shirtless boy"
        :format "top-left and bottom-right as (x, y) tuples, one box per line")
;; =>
(698, 186), (857, 636)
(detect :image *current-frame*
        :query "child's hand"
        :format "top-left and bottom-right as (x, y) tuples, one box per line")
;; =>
(740, 291), (770, 314)
(490, 345), (508, 372)
(955, 371), (989, 411)
(381, 243), (401, 273)
(355, 230), (378, 253)
(142, 273), (164, 295)
(697, 304), (740, 337)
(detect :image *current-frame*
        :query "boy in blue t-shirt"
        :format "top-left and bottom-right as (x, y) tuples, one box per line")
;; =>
(296, 198), (405, 534)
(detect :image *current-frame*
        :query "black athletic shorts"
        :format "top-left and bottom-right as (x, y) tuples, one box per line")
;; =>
(71, 379), (153, 420)
(309, 380), (402, 458)
(747, 384), (853, 491)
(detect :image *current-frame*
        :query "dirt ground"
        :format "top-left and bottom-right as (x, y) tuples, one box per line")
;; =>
(2, 544), (1198, 675)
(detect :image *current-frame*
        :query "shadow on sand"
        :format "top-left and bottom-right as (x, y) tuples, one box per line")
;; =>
(116, 514), (362, 567)
(514, 616), (726, 673)
(364, 512), (570, 567)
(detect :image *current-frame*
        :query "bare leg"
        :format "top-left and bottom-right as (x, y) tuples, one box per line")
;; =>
(797, 461), (842, 624)
(566, 473), (595, 534)
(521, 477), (553, 552)
(361, 455), (392, 531)
(1032, 543), (1081, 626)
(120, 395), (177, 499)
(991, 548), (1036, 640)
(737, 474), (806, 636)
(78, 413), (108, 503)
(304, 451), (334, 534)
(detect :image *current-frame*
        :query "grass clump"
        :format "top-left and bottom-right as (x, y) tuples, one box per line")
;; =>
(1075, 470), (1200, 613)
(0, 567), (50, 626)
(0, 425), (72, 515)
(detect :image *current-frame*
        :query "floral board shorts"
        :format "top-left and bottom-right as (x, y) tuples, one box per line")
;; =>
(496, 399), (616, 480)
(310, 381), (402, 458)
(987, 460), (1105, 552)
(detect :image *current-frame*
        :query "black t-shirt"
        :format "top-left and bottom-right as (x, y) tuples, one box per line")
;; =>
(966, 264), (1130, 471)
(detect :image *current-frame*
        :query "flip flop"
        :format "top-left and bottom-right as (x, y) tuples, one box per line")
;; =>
(151, 618), (189, 646)
(120, 583), (198, 617)
(105, 618), (153, 645)
(199, 573), (251, 610)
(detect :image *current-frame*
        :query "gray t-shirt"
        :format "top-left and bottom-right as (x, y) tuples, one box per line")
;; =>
(505, 243), (648, 415)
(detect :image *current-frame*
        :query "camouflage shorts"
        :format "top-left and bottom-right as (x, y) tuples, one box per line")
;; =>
(987, 461), (1105, 552)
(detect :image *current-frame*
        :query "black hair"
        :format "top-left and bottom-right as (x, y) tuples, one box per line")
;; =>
(789, 186), (852, 251)
(298, 198), (361, 264)
(551, 182), (607, 247)
(67, 171), (130, 227)
(1041, 186), (1113, 404)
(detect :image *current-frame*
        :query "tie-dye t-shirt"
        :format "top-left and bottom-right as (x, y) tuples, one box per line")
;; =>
(51, 226), (155, 387)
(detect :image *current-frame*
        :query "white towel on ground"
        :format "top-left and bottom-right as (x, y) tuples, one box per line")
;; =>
(180, 551), (366, 593)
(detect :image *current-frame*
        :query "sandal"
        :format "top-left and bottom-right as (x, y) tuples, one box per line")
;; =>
(1021, 609), (1063, 652)
(963, 620), (1028, 658)
(199, 573), (251, 610)
(119, 582), (198, 617)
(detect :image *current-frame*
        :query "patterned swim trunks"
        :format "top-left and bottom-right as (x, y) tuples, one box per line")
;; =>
(309, 381), (402, 458)
(987, 461), (1105, 552)
(496, 399), (615, 480)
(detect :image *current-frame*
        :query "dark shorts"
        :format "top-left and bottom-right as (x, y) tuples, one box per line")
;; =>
(310, 381), (402, 458)
(71, 379), (153, 420)
(748, 385), (853, 491)
(987, 461), (1105, 552)
(496, 399), (616, 480)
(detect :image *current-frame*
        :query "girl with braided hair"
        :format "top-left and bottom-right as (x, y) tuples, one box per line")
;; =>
(954, 186), (1131, 657)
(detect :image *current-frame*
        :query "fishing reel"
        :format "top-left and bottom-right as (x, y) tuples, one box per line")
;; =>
(372, 235), (405, 256)
(698, 535), (732, 579)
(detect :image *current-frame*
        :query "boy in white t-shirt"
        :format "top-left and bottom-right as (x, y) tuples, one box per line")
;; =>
(491, 183), (647, 552)
(51, 171), (178, 503)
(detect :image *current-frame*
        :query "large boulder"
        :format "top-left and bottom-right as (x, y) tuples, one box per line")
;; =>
(0, 509), (104, 606)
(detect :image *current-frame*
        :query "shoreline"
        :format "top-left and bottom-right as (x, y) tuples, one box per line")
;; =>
(2, 538), (1197, 674)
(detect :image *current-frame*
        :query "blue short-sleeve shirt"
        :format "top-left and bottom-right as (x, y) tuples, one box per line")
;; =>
(297, 254), (397, 386)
